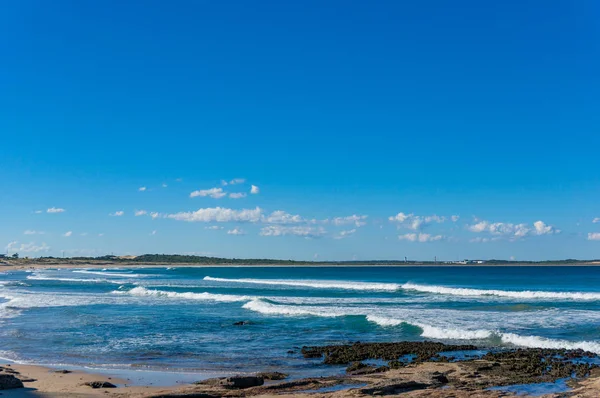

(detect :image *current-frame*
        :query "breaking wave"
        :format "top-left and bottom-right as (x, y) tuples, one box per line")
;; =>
(401, 283), (600, 301)
(366, 315), (600, 354)
(73, 270), (146, 278)
(115, 287), (254, 302)
(204, 276), (400, 291)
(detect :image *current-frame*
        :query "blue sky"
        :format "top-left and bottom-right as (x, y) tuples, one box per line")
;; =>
(1, 0), (599, 261)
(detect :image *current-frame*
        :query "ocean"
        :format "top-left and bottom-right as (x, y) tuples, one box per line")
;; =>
(1, 266), (599, 379)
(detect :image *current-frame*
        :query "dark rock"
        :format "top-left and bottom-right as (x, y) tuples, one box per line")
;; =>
(301, 341), (478, 365)
(18, 378), (36, 383)
(197, 376), (264, 389)
(0, 374), (24, 390)
(345, 362), (389, 375)
(53, 370), (72, 374)
(233, 321), (251, 326)
(84, 381), (117, 389)
(256, 371), (288, 380)
(358, 380), (431, 395)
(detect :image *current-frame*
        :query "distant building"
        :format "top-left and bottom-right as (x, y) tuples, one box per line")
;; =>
(0, 254), (5, 259)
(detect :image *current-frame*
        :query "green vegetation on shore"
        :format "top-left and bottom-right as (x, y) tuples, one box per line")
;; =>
(1, 253), (599, 266)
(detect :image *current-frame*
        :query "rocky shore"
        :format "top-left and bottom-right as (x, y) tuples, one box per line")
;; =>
(2, 342), (600, 397)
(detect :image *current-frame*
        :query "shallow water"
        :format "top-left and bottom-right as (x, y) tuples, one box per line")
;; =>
(1, 266), (599, 378)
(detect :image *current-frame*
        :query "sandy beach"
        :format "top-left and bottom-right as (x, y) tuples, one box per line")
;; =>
(2, 356), (600, 397)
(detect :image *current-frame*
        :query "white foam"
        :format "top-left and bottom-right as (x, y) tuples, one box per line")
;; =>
(116, 287), (254, 302)
(366, 315), (492, 339)
(366, 315), (600, 354)
(73, 270), (146, 278)
(401, 282), (600, 301)
(204, 276), (400, 291)
(242, 299), (346, 317)
(499, 333), (600, 353)
(27, 275), (127, 285)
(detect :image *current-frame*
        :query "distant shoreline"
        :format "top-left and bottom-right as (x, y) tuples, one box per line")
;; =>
(2, 261), (600, 273)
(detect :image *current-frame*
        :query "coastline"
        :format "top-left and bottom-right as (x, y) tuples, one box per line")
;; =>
(2, 262), (600, 274)
(3, 352), (600, 397)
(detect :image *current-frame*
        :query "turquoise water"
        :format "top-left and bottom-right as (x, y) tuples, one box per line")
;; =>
(1, 266), (599, 377)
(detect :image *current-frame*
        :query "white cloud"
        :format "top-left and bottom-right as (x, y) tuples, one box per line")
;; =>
(229, 193), (247, 199)
(24, 230), (44, 235)
(5, 241), (51, 253)
(150, 212), (160, 219)
(34, 210), (43, 214)
(166, 207), (262, 223)
(262, 210), (304, 224)
(221, 180), (229, 186)
(110, 211), (125, 217)
(593, 218), (600, 224)
(250, 185), (260, 194)
(451, 215), (460, 222)
(398, 233), (444, 242)
(98, 233), (104, 237)
(259, 225), (326, 238)
(151, 230), (157, 235)
(227, 227), (246, 235)
(334, 229), (357, 239)
(331, 215), (368, 227)
(47, 207), (65, 213)
(190, 187), (227, 199)
(63, 231), (73, 237)
(230, 178), (246, 185)
(588, 232), (600, 241)
(162, 183), (168, 188)
(80, 232), (88, 236)
(139, 187), (147, 192)
(205, 225), (224, 230)
(135, 210), (148, 216)
(467, 219), (559, 240)
(388, 212), (448, 230)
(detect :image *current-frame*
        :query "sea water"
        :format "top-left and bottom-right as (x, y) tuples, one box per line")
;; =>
(1, 266), (599, 379)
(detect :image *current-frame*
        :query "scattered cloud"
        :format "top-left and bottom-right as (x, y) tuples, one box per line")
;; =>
(389, 212), (454, 230)
(262, 210), (304, 224)
(63, 231), (73, 237)
(47, 207), (65, 213)
(259, 225), (326, 238)
(175, 178), (183, 182)
(398, 233), (444, 242)
(250, 185), (260, 194)
(80, 232), (88, 236)
(150, 212), (160, 219)
(162, 183), (168, 188)
(166, 207), (262, 223)
(24, 230), (44, 235)
(205, 226), (224, 230)
(110, 211), (125, 217)
(588, 232), (600, 241)
(190, 187), (227, 199)
(34, 210), (43, 214)
(139, 187), (147, 192)
(5, 241), (51, 253)
(334, 229), (357, 239)
(135, 210), (148, 216)
(467, 219), (559, 240)
(227, 227), (246, 235)
(151, 230), (157, 235)
(98, 233), (104, 237)
(229, 178), (246, 185)
(229, 193), (247, 199)
(331, 215), (368, 227)
(593, 218), (600, 224)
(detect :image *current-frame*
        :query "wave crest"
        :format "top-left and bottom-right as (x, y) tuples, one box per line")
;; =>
(401, 283), (600, 300)
(115, 287), (254, 302)
(204, 276), (400, 291)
